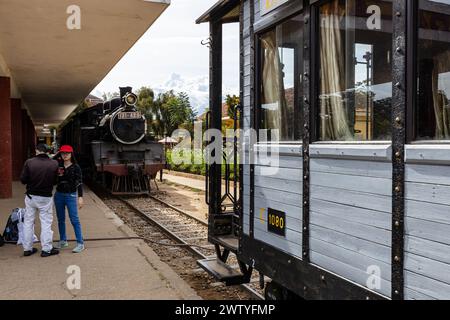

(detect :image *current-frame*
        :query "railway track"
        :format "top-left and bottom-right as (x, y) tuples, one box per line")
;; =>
(117, 195), (265, 300)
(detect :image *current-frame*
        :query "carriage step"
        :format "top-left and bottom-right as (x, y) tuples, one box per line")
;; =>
(214, 235), (239, 252)
(197, 258), (246, 286)
(221, 210), (237, 215)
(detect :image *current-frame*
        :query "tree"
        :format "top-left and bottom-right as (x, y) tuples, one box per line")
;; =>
(102, 92), (119, 101)
(136, 87), (156, 135)
(225, 94), (240, 118)
(170, 92), (197, 135)
(100, 87), (197, 139)
(223, 94), (240, 132)
(160, 92), (197, 137)
(153, 90), (177, 137)
(148, 90), (193, 138)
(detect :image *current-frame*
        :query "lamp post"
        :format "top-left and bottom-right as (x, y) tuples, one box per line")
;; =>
(161, 131), (168, 182)
(355, 51), (373, 140)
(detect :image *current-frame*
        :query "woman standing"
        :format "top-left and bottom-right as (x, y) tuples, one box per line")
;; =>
(54, 145), (85, 253)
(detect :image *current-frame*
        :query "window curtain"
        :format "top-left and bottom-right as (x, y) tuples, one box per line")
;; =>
(432, 50), (450, 139)
(319, 1), (353, 141)
(261, 31), (288, 140)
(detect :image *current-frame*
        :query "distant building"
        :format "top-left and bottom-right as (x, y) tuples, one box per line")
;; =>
(85, 94), (104, 107)
(197, 102), (231, 121)
(197, 102), (237, 131)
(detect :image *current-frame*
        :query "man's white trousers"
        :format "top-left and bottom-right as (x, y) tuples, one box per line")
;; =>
(23, 195), (54, 252)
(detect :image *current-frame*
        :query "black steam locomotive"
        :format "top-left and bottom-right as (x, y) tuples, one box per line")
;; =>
(58, 87), (165, 194)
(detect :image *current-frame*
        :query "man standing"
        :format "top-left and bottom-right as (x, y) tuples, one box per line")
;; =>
(20, 143), (59, 257)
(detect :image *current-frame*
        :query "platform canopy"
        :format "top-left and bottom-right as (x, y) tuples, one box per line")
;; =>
(0, 0), (170, 133)
(196, 0), (240, 24)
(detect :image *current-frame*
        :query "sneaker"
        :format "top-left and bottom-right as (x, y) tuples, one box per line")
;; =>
(72, 244), (85, 254)
(24, 248), (38, 257)
(55, 241), (69, 249)
(41, 248), (60, 258)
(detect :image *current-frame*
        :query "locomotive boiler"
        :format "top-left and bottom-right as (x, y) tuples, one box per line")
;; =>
(59, 87), (165, 195)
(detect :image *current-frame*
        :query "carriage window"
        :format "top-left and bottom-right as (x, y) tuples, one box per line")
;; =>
(318, 0), (393, 141)
(259, 14), (303, 142)
(416, 0), (450, 141)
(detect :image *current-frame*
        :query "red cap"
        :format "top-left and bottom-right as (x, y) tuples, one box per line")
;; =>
(59, 145), (74, 153)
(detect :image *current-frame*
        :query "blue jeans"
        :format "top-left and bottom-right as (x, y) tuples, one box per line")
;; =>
(54, 192), (84, 245)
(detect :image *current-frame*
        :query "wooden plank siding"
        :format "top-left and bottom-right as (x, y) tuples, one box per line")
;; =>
(242, 152), (303, 254)
(243, 222), (303, 259)
(309, 154), (393, 298)
(404, 161), (450, 299)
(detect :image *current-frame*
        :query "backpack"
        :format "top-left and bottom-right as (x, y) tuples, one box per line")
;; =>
(3, 209), (20, 243)
(3, 208), (38, 245)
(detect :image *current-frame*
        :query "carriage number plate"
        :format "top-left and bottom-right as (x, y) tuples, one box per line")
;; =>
(267, 208), (286, 237)
(118, 112), (141, 119)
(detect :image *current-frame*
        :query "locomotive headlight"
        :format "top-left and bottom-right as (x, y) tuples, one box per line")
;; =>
(124, 93), (138, 107)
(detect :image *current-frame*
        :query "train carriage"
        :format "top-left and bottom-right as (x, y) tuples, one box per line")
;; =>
(197, 0), (450, 300)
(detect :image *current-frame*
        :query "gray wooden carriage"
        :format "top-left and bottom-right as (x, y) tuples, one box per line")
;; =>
(197, 0), (450, 300)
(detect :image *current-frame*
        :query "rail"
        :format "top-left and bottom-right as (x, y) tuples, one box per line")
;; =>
(117, 195), (264, 300)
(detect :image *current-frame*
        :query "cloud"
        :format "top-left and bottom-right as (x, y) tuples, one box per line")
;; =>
(92, 0), (240, 115)
(152, 73), (239, 115)
(153, 73), (209, 114)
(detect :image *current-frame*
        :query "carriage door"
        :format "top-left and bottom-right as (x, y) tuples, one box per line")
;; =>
(201, 2), (243, 255)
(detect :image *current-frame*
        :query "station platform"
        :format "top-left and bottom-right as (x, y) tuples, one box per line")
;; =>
(0, 182), (200, 300)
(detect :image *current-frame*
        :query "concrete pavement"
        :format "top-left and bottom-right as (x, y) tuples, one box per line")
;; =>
(0, 182), (200, 300)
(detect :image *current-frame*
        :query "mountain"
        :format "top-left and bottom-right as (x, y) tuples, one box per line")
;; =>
(92, 73), (239, 116)
(154, 73), (238, 115)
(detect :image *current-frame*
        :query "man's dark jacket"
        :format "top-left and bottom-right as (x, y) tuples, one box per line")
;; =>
(20, 154), (59, 197)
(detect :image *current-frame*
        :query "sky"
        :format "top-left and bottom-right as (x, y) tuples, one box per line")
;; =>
(91, 0), (240, 113)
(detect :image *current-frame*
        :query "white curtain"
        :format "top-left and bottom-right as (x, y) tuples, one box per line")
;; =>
(432, 50), (450, 139)
(261, 32), (288, 140)
(319, 1), (353, 141)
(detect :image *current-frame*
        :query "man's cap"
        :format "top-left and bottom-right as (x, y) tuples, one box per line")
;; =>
(36, 143), (49, 153)
(59, 145), (74, 153)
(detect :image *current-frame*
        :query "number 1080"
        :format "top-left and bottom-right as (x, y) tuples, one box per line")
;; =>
(268, 214), (284, 229)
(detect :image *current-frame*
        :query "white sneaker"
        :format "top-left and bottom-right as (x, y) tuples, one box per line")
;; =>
(72, 244), (85, 253)
(55, 241), (69, 249)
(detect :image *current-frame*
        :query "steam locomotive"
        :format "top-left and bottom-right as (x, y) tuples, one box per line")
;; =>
(58, 87), (165, 194)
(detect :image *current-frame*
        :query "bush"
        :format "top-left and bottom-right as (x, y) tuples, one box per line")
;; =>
(166, 148), (239, 180)
(166, 149), (206, 176)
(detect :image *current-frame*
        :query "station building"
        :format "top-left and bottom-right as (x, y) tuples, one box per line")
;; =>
(0, 0), (170, 199)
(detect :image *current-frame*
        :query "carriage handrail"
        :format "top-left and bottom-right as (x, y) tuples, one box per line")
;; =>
(233, 104), (241, 213)
(220, 104), (241, 211)
(205, 111), (211, 206)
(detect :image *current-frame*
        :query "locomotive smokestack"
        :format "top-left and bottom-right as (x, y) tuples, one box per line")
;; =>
(120, 87), (133, 99)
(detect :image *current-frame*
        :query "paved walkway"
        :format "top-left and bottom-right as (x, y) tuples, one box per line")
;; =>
(163, 173), (206, 191)
(0, 182), (200, 300)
